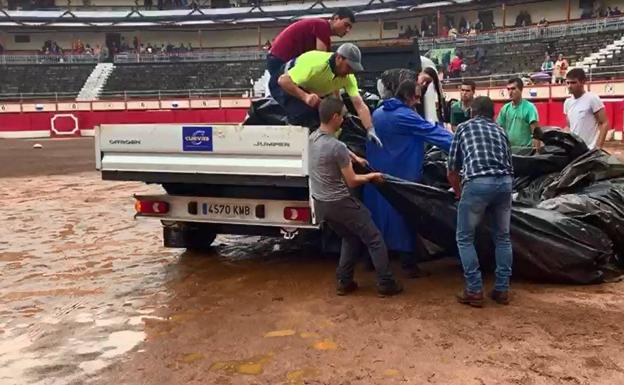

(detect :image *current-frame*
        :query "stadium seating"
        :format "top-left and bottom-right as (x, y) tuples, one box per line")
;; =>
(0, 64), (95, 97)
(458, 31), (623, 78)
(102, 61), (266, 97)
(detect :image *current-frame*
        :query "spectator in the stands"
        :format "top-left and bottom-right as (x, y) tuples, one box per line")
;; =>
(459, 16), (467, 34)
(474, 46), (486, 71)
(541, 53), (554, 76)
(553, 54), (568, 84)
(0, 42), (4, 54)
(94, 44), (101, 58)
(612, 7), (622, 16)
(133, 36), (139, 52)
(564, 68), (610, 150)
(448, 52), (463, 78)
(157, 0), (163, 10)
(448, 25), (458, 38)
(266, 7), (355, 99)
(475, 17), (484, 32)
(101, 45), (109, 60)
(497, 77), (540, 150)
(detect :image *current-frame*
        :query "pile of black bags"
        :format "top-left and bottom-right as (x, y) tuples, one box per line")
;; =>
(378, 129), (624, 284)
(244, 96), (623, 284)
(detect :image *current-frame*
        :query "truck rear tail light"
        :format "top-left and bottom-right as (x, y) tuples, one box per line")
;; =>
(284, 207), (311, 222)
(135, 200), (170, 215)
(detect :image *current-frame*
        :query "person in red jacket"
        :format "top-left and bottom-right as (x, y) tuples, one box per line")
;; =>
(266, 8), (356, 98)
(448, 52), (464, 79)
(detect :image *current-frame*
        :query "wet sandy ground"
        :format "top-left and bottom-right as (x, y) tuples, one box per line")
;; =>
(1, 138), (624, 385)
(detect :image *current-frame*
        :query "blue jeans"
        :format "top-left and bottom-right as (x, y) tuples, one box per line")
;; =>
(266, 54), (320, 128)
(456, 175), (513, 293)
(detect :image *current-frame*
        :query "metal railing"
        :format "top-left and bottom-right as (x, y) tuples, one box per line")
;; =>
(0, 87), (252, 102)
(420, 15), (624, 50)
(0, 54), (99, 65)
(113, 49), (266, 63)
(442, 64), (624, 88)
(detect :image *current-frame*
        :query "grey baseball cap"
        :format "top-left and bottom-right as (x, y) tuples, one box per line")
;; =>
(336, 43), (364, 72)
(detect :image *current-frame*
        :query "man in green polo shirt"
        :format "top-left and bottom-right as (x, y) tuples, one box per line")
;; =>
(496, 77), (540, 151)
(450, 80), (476, 132)
(276, 43), (382, 146)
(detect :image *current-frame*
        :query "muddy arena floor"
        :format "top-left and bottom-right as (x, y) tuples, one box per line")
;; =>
(1, 137), (624, 385)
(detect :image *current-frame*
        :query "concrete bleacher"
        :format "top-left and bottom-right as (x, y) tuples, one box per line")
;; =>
(102, 61), (266, 96)
(459, 31), (623, 77)
(0, 63), (95, 97)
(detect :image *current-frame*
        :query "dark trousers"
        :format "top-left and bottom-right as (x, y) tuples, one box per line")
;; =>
(314, 197), (395, 286)
(266, 54), (320, 128)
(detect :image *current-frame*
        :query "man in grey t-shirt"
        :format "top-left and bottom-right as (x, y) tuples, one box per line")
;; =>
(309, 97), (402, 296)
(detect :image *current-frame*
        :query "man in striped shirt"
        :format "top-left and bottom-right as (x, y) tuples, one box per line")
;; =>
(447, 96), (514, 308)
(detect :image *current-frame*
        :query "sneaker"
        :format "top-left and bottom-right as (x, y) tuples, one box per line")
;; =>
(490, 290), (510, 305)
(377, 280), (403, 297)
(456, 290), (484, 308)
(336, 281), (358, 296)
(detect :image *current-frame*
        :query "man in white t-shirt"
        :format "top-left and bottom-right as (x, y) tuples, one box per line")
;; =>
(564, 68), (610, 149)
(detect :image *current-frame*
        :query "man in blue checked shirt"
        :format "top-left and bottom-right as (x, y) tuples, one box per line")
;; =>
(447, 96), (514, 308)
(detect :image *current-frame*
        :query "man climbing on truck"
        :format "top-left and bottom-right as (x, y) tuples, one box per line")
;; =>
(274, 43), (383, 147)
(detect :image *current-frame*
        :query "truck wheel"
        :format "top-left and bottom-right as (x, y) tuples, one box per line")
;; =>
(163, 221), (217, 251)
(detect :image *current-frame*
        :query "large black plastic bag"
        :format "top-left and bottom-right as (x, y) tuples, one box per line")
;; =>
(540, 185), (624, 267)
(512, 129), (588, 179)
(243, 98), (289, 125)
(375, 176), (616, 284)
(542, 149), (624, 199)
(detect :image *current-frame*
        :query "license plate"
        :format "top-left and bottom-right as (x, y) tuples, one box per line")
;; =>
(202, 202), (253, 218)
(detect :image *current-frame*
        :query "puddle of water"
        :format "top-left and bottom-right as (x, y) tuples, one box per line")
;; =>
(312, 340), (338, 351)
(384, 369), (401, 377)
(286, 368), (320, 385)
(210, 354), (273, 375)
(180, 352), (205, 364)
(99, 330), (145, 359)
(264, 329), (296, 338)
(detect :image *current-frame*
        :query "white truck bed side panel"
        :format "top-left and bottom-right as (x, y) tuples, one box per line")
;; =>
(98, 124), (310, 176)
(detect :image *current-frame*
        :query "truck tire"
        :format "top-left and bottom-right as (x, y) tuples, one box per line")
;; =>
(163, 221), (217, 251)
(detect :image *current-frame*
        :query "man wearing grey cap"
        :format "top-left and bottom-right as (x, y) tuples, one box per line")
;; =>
(274, 43), (383, 147)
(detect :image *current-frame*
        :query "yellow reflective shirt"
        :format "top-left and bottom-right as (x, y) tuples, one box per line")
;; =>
(287, 50), (360, 97)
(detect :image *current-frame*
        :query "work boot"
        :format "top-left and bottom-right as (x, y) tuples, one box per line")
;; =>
(456, 290), (484, 308)
(336, 281), (359, 296)
(377, 280), (403, 297)
(490, 290), (510, 305)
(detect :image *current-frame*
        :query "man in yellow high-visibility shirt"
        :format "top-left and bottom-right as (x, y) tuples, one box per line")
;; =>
(275, 43), (382, 147)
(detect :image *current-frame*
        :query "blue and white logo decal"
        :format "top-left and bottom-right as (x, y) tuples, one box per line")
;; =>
(183, 126), (213, 152)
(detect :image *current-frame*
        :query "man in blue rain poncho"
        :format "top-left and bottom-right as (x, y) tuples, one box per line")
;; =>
(363, 80), (454, 277)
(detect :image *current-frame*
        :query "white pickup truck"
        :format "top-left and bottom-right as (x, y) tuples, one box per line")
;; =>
(95, 123), (319, 249)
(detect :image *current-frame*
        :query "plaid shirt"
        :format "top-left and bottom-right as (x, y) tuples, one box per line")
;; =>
(447, 116), (513, 181)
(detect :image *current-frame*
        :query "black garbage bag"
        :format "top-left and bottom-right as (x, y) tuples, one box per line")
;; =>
(514, 173), (560, 206)
(243, 97), (289, 125)
(540, 129), (589, 160)
(338, 115), (368, 157)
(511, 129), (588, 179)
(375, 176), (616, 284)
(542, 149), (624, 199)
(540, 185), (624, 267)
(422, 148), (451, 189)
